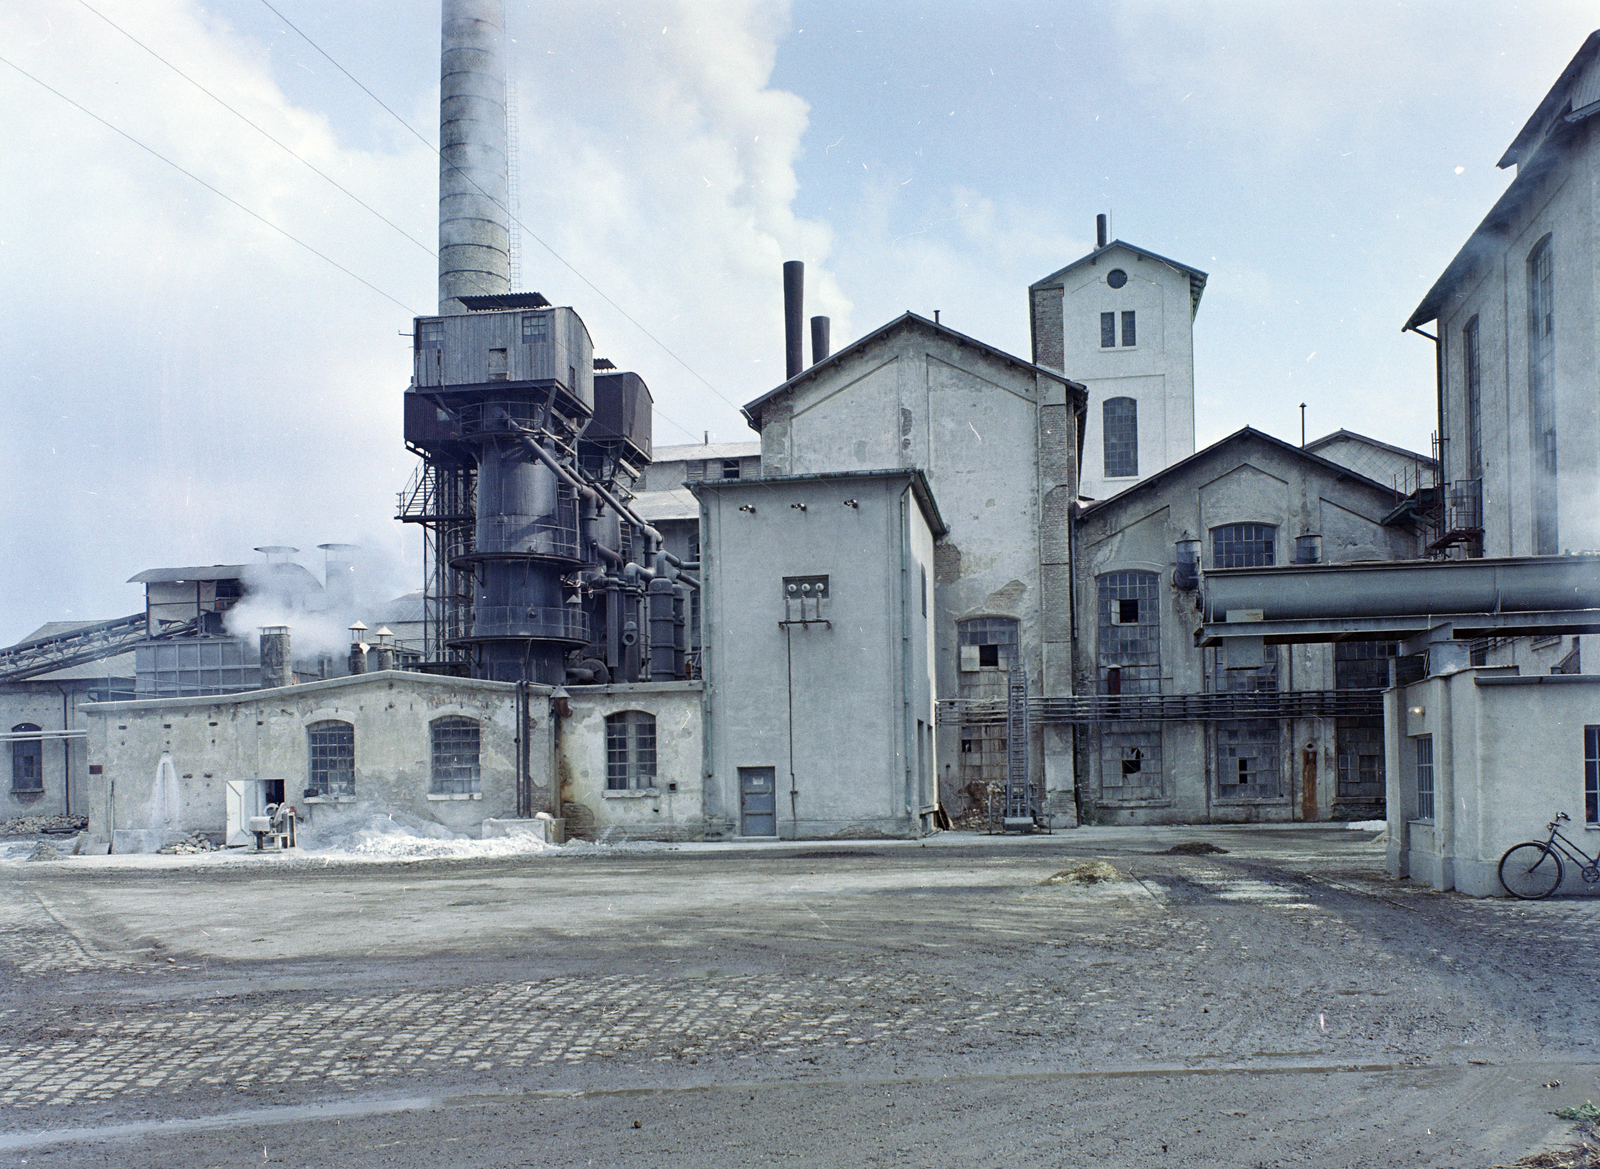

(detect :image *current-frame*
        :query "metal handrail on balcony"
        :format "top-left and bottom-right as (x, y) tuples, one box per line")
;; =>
(937, 688), (1385, 726)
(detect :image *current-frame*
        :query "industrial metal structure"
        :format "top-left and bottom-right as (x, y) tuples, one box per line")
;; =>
(397, 0), (694, 686)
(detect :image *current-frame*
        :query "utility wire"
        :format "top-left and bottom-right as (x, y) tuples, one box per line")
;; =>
(76, 0), (435, 259)
(0, 53), (423, 316)
(260, 0), (752, 421)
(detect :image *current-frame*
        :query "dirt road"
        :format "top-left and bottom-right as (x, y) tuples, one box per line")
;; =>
(2, 826), (1596, 1166)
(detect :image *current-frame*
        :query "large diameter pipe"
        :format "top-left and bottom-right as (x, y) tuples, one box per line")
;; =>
(810, 315), (830, 366)
(1203, 555), (1600, 623)
(439, 0), (510, 314)
(783, 260), (804, 379)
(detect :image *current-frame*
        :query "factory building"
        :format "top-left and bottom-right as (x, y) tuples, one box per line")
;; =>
(1191, 29), (1600, 892)
(24, 2), (1589, 860)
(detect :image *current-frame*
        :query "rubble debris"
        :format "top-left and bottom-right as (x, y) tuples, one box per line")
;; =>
(1162, 842), (1229, 855)
(1505, 1138), (1600, 1168)
(25, 841), (63, 862)
(1041, 860), (1120, 885)
(157, 833), (218, 855)
(2, 814), (89, 837)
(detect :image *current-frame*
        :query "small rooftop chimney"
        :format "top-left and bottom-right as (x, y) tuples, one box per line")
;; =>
(783, 260), (804, 380)
(810, 315), (830, 365)
(1096, 213), (1108, 249)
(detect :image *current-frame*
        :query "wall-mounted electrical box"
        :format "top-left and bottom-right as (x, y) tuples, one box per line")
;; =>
(782, 575), (830, 624)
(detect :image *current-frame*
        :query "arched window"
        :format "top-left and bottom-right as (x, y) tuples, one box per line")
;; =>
(1210, 523), (1276, 569)
(431, 717), (480, 795)
(306, 720), (355, 797)
(1528, 235), (1558, 554)
(11, 724), (42, 793)
(1103, 397), (1138, 478)
(605, 711), (657, 791)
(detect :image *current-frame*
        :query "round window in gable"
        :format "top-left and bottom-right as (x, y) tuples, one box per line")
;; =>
(1107, 268), (1128, 289)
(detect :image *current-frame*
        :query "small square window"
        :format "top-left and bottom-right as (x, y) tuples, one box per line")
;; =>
(521, 313), (549, 344)
(418, 320), (444, 350)
(722, 459), (741, 480)
(1116, 598), (1140, 625)
(978, 644), (1000, 668)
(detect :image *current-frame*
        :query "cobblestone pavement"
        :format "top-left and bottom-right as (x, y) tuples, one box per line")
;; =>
(3, 829), (1600, 1167)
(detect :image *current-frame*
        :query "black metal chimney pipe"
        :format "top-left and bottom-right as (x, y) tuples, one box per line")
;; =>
(783, 260), (804, 379)
(810, 315), (830, 366)
(1096, 214), (1107, 249)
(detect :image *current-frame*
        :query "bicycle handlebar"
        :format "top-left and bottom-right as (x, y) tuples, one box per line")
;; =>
(1550, 811), (1572, 829)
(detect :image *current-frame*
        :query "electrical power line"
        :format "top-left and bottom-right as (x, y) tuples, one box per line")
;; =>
(259, 0), (753, 423)
(75, 0), (436, 259)
(0, 52), (424, 317)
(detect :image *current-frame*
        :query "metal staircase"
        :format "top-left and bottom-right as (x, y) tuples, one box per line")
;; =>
(1001, 663), (1040, 830)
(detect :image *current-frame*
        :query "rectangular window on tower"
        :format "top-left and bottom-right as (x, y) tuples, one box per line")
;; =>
(1100, 312), (1116, 348)
(1121, 310), (1137, 347)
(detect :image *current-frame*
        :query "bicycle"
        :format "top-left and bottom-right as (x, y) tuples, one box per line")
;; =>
(1498, 812), (1600, 899)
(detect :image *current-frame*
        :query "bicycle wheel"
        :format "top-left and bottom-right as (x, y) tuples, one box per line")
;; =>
(1499, 842), (1564, 899)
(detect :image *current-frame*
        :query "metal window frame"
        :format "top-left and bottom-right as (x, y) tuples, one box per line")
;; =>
(1097, 571), (1160, 696)
(306, 720), (355, 797)
(605, 710), (657, 791)
(1586, 725), (1599, 825)
(430, 716), (481, 795)
(1102, 396), (1139, 479)
(1210, 523), (1277, 569)
(1100, 311), (1116, 348)
(1098, 721), (1165, 804)
(1214, 719), (1284, 802)
(1120, 309), (1137, 347)
(1414, 734), (1435, 820)
(10, 723), (43, 792)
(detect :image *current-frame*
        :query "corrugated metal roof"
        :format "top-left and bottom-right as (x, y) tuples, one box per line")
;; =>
(630, 487), (699, 523)
(649, 442), (761, 463)
(457, 292), (550, 311)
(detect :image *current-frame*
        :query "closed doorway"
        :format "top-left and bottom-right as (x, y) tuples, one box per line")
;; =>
(739, 767), (777, 836)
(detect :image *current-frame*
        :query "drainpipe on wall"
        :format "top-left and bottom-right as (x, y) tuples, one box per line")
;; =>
(57, 686), (71, 817)
(514, 680), (527, 819)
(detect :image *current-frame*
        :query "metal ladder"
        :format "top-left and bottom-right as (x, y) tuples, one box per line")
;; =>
(1001, 663), (1038, 830)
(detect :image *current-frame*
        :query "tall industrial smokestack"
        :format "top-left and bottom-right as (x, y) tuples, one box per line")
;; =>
(1096, 213), (1108, 249)
(439, 0), (511, 314)
(810, 316), (830, 366)
(783, 260), (804, 380)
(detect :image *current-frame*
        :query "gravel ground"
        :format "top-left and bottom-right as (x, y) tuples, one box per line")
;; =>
(1, 825), (1597, 1167)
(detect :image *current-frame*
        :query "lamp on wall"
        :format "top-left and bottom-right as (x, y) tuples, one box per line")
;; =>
(1173, 539), (1202, 590)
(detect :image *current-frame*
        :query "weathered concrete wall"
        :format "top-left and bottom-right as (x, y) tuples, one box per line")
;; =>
(696, 472), (938, 838)
(747, 319), (1083, 825)
(1391, 670), (1600, 897)
(1073, 431), (1417, 825)
(0, 682), (96, 821)
(1436, 118), (1599, 559)
(1034, 243), (1197, 502)
(82, 672), (551, 847)
(559, 681), (705, 840)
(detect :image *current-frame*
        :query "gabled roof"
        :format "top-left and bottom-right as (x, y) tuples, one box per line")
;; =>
(1077, 427), (1404, 519)
(1304, 429), (1436, 468)
(1407, 30), (1600, 330)
(1030, 239), (1208, 319)
(741, 312), (1084, 427)
(1499, 30), (1600, 169)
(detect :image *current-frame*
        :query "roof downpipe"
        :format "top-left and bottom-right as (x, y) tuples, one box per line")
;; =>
(1096, 213), (1108, 249)
(783, 260), (804, 379)
(439, 0), (511, 315)
(810, 315), (830, 366)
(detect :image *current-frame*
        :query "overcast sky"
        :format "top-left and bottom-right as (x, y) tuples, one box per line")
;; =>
(2, 0), (1596, 643)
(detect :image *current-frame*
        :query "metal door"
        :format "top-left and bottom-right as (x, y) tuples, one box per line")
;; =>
(739, 767), (777, 836)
